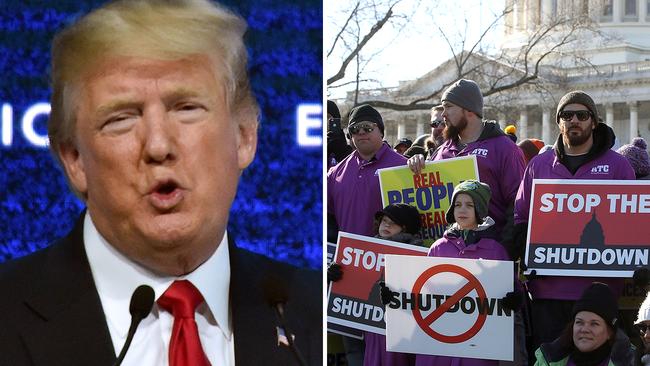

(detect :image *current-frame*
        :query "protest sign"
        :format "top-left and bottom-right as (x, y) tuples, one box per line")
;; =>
(327, 241), (364, 339)
(524, 179), (650, 277)
(327, 232), (428, 335)
(378, 156), (479, 245)
(384, 255), (514, 361)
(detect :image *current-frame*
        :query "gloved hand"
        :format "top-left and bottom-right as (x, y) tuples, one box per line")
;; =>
(379, 281), (395, 306)
(633, 267), (650, 289)
(500, 289), (523, 312)
(327, 262), (343, 283)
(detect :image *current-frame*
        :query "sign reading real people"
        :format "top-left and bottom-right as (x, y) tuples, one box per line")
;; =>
(327, 232), (428, 335)
(384, 255), (514, 361)
(378, 156), (479, 245)
(524, 179), (650, 277)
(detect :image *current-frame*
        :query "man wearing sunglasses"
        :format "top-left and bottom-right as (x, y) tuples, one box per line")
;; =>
(327, 104), (407, 366)
(428, 104), (446, 151)
(513, 90), (635, 361)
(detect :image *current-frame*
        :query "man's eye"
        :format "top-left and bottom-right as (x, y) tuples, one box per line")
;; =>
(102, 114), (136, 132)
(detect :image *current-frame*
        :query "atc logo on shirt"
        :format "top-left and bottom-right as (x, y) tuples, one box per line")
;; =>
(590, 165), (610, 175)
(470, 148), (489, 158)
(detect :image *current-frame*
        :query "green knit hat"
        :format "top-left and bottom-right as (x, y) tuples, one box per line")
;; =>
(445, 180), (491, 224)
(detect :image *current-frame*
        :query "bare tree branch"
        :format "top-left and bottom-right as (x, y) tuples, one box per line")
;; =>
(327, 2), (398, 85)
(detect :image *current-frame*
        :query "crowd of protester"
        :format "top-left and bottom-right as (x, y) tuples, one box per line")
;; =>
(327, 80), (650, 366)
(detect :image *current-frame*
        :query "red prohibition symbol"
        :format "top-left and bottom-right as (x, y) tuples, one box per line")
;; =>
(411, 264), (487, 343)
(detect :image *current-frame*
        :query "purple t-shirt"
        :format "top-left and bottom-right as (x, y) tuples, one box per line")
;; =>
(431, 133), (525, 238)
(514, 148), (635, 300)
(327, 143), (407, 236)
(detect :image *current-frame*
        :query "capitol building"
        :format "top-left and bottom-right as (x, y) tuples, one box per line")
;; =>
(341, 0), (650, 148)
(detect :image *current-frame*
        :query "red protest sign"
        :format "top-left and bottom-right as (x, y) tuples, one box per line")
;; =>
(525, 179), (650, 277)
(327, 232), (428, 335)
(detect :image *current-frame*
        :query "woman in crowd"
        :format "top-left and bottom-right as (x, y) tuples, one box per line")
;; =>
(533, 282), (635, 366)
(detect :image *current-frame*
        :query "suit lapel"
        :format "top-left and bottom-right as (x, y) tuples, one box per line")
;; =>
(229, 238), (296, 365)
(20, 216), (116, 366)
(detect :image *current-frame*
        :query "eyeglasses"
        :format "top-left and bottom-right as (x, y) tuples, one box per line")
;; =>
(430, 120), (444, 128)
(636, 323), (649, 335)
(349, 123), (376, 135)
(559, 110), (592, 122)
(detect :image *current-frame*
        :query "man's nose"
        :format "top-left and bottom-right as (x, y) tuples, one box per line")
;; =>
(142, 109), (176, 163)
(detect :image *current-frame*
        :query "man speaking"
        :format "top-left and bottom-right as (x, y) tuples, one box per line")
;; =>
(0, 1), (321, 365)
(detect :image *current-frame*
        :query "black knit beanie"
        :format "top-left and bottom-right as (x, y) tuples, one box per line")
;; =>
(572, 282), (618, 328)
(348, 104), (384, 134)
(375, 204), (421, 235)
(327, 100), (341, 119)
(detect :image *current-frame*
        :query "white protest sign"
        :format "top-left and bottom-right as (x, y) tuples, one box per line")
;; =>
(384, 255), (514, 361)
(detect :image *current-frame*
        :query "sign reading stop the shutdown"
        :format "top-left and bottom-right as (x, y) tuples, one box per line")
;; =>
(384, 255), (514, 361)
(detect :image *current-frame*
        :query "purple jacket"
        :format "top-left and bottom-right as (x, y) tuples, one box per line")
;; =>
(415, 220), (512, 366)
(430, 122), (525, 239)
(328, 143), (407, 236)
(514, 126), (635, 300)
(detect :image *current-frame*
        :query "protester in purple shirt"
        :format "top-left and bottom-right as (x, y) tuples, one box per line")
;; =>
(413, 180), (525, 366)
(327, 104), (407, 366)
(512, 91), (635, 360)
(328, 105), (407, 238)
(408, 79), (525, 252)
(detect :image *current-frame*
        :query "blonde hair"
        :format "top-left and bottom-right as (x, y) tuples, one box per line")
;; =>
(48, 0), (259, 161)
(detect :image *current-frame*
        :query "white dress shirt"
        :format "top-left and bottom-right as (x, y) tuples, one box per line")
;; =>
(83, 213), (235, 366)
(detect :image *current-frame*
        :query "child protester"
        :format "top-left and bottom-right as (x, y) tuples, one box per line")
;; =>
(329, 203), (423, 366)
(381, 180), (525, 366)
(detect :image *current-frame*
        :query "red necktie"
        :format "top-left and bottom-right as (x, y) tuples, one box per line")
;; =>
(158, 280), (211, 366)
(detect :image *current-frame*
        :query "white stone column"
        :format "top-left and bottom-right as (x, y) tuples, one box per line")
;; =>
(542, 108), (552, 144)
(541, 0), (553, 23)
(397, 121), (406, 140)
(613, 0), (622, 22)
(416, 119), (424, 138)
(641, 0), (648, 22)
(605, 103), (614, 128)
(629, 101), (639, 143)
(519, 108), (529, 140)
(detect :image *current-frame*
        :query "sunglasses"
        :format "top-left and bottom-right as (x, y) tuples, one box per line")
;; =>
(430, 120), (444, 128)
(637, 323), (649, 335)
(559, 110), (592, 122)
(349, 123), (376, 135)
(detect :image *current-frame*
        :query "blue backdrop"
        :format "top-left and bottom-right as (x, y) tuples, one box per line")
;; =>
(0, 0), (322, 269)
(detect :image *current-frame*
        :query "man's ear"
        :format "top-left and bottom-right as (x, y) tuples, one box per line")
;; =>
(58, 142), (88, 195)
(236, 117), (258, 170)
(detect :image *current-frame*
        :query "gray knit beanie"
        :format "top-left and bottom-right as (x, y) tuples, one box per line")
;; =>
(441, 79), (483, 118)
(556, 91), (599, 125)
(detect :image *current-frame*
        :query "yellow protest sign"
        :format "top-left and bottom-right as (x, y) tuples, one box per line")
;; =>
(378, 156), (479, 245)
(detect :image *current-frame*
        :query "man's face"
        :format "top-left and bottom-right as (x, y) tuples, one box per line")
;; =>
(442, 102), (468, 141)
(558, 103), (595, 147)
(430, 109), (445, 140)
(349, 121), (383, 158)
(59, 56), (257, 275)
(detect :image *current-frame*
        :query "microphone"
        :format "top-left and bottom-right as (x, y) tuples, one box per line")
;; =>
(262, 275), (307, 366)
(112, 285), (155, 366)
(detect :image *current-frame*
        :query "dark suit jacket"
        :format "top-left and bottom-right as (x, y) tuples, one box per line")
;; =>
(0, 216), (322, 365)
